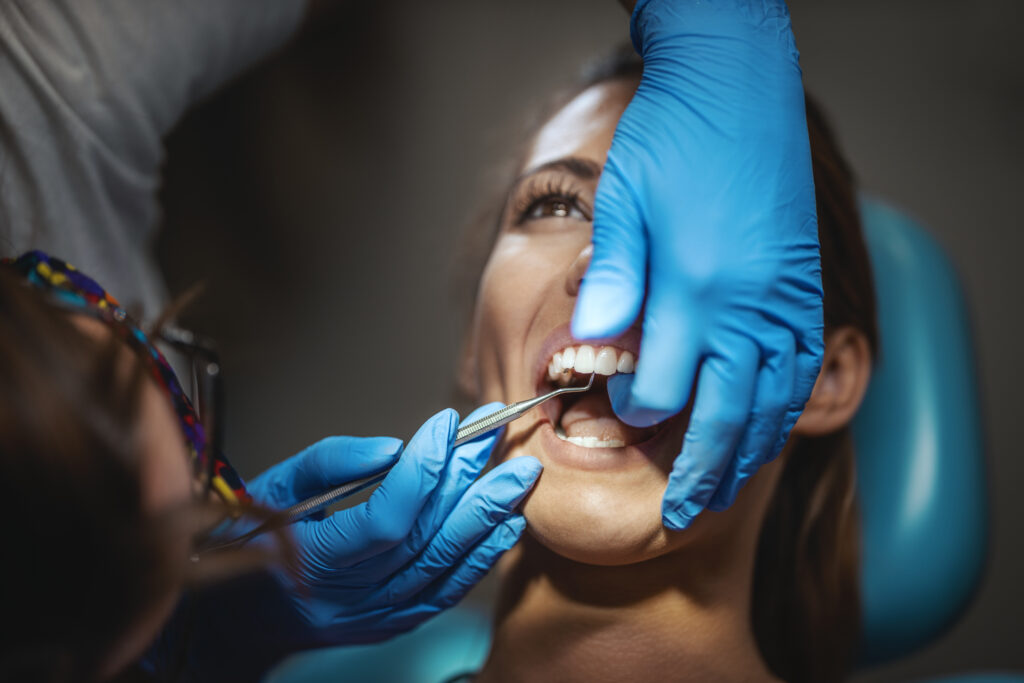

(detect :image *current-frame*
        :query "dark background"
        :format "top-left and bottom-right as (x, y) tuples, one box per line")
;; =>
(157, 1), (1023, 679)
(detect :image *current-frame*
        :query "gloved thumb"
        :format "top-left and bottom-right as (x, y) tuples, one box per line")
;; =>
(274, 436), (403, 508)
(572, 155), (646, 340)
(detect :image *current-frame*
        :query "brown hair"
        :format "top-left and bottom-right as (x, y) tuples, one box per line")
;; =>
(0, 271), (283, 681)
(0, 268), (183, 680)
(463, 47), (878, 683)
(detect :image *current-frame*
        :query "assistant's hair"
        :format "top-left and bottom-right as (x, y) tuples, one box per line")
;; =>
(0, 268), (182, 680)
(0, 272), (287, 682)
(464, 47), (879, 683)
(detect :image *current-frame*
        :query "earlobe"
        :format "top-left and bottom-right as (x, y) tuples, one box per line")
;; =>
(792, 327), (872, 437)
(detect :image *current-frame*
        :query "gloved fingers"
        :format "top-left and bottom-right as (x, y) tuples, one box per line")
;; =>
(661, 336), (759, 530)
(311, 409), (458, 568)
(707, 332), (795, 512)
(572, 158), (647, 341)
(420, 515), (528, 611)
(407, 401), (508, 547)
(612, 291), (701, 428)
(346, 515), (528, 642)
(776, 329), (825, 455)
(353, 403), (508, 580)
(375, 456), (541, 607)
(759, 330), (799, 465)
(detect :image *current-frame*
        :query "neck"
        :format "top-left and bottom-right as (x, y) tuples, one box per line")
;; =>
(476, 535), (777, 683)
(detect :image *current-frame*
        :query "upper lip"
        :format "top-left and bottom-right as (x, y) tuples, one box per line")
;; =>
(533, 323), (642, 394)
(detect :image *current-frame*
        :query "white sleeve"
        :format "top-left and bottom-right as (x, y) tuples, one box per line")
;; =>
(0, 0), (308, 317)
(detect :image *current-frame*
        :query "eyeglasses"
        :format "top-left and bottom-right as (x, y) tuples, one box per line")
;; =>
(156, 326), (224, 502)
(3, 251), (281, 606)
(3, 250), (251, 509)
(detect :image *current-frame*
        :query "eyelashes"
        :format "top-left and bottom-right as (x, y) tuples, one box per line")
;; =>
(509, 175), (592, 227)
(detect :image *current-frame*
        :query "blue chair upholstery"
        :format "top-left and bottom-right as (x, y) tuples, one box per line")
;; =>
(853, 198), (987, 665)
(266, 199), (999, 682)
(266, 607), (493, 683)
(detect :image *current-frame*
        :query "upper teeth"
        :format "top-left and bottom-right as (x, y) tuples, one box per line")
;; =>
(547, 345), (635, 384)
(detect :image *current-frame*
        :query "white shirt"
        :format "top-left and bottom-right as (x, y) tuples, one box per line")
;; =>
(0, 0), (307, 317)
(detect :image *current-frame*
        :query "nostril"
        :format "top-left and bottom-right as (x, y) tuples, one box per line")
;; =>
(565, 244), (594, 297)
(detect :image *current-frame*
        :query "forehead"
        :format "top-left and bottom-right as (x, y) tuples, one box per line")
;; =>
(523, 80), (635, 172)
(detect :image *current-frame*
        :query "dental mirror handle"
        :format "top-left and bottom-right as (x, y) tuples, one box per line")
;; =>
(451, 373), (594, 447)
(280, 374), (595, 522)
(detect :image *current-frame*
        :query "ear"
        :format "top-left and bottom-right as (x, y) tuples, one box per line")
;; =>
(792, 326), (872, 437)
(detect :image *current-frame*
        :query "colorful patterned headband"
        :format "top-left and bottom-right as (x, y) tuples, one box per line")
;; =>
(2, 251), (251, 507)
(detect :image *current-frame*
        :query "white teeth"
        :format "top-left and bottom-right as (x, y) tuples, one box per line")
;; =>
(555, 424), (625, 448)
(574, 345), (595, 373)
(548, 352), (565, 378)
(544, 345), (637, 383)
(594, 346), (618, 375)
(617, 351), (635, 373)
(561, 346), (576, 371)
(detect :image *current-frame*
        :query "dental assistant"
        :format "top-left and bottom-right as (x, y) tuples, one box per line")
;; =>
(0, 0), (822, 678)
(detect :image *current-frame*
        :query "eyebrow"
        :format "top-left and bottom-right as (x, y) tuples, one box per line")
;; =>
(513, 156), (603, 187)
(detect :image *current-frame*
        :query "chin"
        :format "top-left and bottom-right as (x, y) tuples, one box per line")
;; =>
(523, 495), (675, 566)
(506, 433), (685, 566)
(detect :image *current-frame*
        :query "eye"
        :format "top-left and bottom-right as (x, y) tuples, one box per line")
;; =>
(524, 195), (588, 222)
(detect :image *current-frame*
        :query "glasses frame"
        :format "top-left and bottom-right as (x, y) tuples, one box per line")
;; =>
(38, 295), (230, 505)
(156, 326), (223, 502)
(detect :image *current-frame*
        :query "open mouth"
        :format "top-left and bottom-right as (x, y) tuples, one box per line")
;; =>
(537, 343), (661, 449)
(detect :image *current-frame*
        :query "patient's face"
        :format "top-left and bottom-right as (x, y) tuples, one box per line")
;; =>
(472, 80), (776, 565)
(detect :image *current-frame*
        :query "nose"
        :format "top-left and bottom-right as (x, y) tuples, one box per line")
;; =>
(565, 244), (593, 297)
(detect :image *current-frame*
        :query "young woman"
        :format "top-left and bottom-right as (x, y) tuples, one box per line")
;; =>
(460, 50), (877, 683)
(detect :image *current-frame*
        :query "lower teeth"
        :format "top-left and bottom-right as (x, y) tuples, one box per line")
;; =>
(554, 424), (625, 449)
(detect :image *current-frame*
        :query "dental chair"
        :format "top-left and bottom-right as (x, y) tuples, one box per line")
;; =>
(267, 199), (1013, 683)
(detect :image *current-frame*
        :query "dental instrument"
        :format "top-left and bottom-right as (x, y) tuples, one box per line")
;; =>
(202, 374), (595, 552)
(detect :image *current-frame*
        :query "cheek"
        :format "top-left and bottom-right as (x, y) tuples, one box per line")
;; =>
(474, 233), (575, 399)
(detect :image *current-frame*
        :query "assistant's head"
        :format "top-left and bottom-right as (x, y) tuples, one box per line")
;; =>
(0, 269), (194, 680)
(462, 49), (877, 682)
(0, 264), (275, 681)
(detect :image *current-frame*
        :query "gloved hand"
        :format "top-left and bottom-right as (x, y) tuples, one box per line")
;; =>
(573, 0), (824, 529)
(245, 404), (540, 644)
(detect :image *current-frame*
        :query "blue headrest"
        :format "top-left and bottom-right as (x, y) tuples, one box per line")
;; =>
(853, 198), (987, 665)
(266, 199), (991, 682)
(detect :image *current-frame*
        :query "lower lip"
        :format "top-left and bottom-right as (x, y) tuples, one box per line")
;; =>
(534, 416), (679, 472)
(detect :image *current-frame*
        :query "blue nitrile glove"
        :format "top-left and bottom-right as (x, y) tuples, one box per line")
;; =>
(573, 0), (824, 530)
(245, 404), (541, 644)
